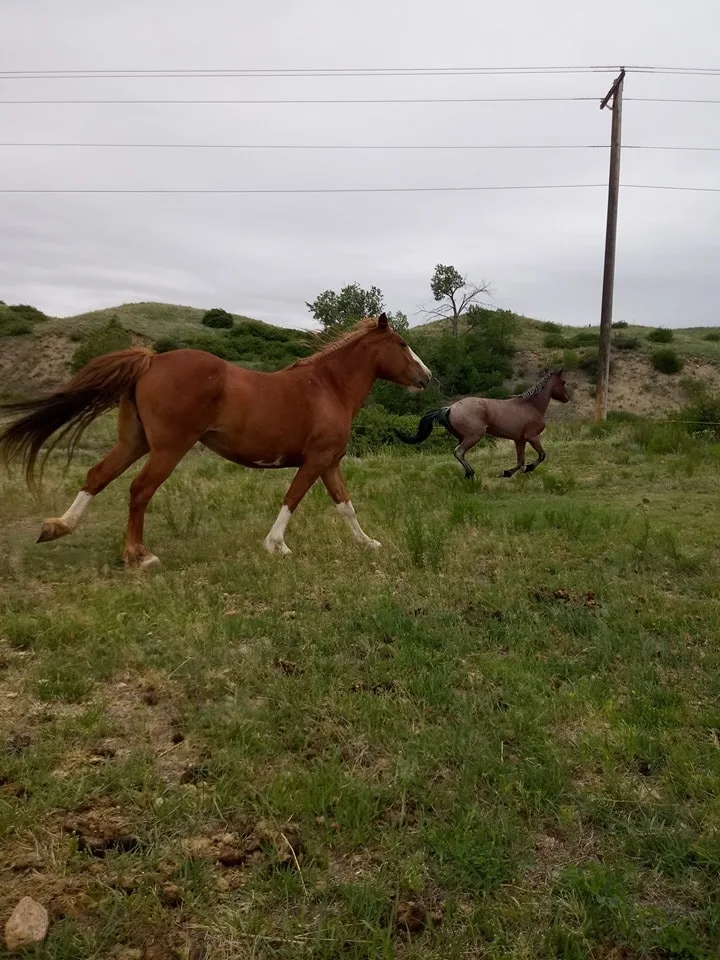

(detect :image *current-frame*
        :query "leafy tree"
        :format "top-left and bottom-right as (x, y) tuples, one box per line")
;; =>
(306, 283), (385, 333)
(202, 307), (234, 329)
(391, 311), (409, 334)
(426, 264), (492, 336)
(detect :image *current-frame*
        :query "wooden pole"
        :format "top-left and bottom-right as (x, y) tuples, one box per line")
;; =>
(595, 69), (625, 422)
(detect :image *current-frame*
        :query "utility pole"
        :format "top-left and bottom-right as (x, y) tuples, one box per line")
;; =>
(595, 68), (625, 422)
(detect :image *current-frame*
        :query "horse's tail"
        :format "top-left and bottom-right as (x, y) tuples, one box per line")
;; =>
(0, 347), (153, 492)
(394, 409), (445, 445)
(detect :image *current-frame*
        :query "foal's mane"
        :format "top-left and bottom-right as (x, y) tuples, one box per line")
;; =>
(292, 317), (384, 368)
(517, 371), (554, 400)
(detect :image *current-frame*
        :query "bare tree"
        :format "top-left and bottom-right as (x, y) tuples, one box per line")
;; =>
(423, 264), (492, 337)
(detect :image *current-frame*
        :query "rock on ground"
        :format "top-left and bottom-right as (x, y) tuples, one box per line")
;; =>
(4, 897), (49, 952)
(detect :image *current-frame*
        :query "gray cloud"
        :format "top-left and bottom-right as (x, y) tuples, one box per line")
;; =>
(1, 0), (718, 328)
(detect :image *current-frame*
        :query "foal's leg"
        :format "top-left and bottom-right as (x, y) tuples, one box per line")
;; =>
(453, 437), (480, 481)
(524, 436), (546, 472)
(123, 442), (195, 568)
(321, 462), (380, 549)
(264, 461), (325, 556)
(502, 440), (526, 478)
(37, 397), (148, 543)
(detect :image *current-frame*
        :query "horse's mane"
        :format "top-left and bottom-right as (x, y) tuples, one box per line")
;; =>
(292, 317), (382, 367)
(517, 371), (553, 400)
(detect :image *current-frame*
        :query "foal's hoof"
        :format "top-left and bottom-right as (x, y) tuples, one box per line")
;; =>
(523, 464), (537, 473)
(124, 548), (161, 570)
(263, 537), (292, 557)
(37, 518), (71, 543)
(501, 470), (515, 479)
(364, 538), (382, 550)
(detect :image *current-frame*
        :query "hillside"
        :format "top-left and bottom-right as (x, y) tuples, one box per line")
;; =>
(2, 300), (720, 419)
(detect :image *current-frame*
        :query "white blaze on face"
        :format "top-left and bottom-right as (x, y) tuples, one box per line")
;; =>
(60, 491), (93, 531)
(264, 504), (292, 555)
(408, 347), (432, 382)
(337, 500), (381, 549)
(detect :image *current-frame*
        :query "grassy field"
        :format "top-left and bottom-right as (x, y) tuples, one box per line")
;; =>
(1, 420), (720, 959)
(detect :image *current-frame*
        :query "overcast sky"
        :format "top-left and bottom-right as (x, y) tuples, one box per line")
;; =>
(1, 0), (718, 330)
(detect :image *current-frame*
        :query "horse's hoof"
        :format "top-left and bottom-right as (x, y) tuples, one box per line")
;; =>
(501, 470), (514, 479)
(124, 548), (161, 569)
(264, 537), (292, 556)
(365, 539), (382, 550)
(37, 518), (71, 543)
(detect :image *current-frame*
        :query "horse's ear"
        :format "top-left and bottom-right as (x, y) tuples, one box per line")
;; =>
(558, 367), (564, 375)
(377, 312), (389, 329)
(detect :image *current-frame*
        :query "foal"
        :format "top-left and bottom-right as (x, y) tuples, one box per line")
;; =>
(0, 314), (431, 565)
(396, 370), (570, 480)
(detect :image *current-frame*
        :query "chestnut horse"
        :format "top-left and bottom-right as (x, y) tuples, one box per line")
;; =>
(396, 370), (569, 480)
(0, 314), (431, 566)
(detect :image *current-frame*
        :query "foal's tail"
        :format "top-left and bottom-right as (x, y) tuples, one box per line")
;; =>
(0, 347), (153, 492)
(395, 408), (448, 445)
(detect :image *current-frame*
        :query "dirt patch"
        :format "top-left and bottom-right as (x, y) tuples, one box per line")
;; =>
(512, 350), (720, 422)
(0, 330), (151, 396)
(533, 587), (598, 608)
(59, 796), (145, 857)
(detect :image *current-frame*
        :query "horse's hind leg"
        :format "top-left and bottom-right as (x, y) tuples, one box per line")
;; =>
(502, 440), (526, 478)
(123, 441), (195, 568)
(453, 438), (480, 481)
(321, 462), (380, 549)
(524, 436), (546, 473)
(37, 396), (148, 543)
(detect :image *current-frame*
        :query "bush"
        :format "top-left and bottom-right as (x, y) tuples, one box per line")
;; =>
(561, 349), (580, 370)
(613, 335), (639, 351)
(543, 332), (567, 349)
(71, 318), (132, 372)
(570, 330), (600, 347)
(578, 350), (613, 378)
(0, 317), (32, 338)
(611, 320), (628, 329)
(349, 406), (450, 456)
(651, 348), (683, 375)
(703, 330), (720, 342)
(8, 303), (47, 323)
(540, 321), (561, 333)
(678, 390), (720, 439)
(154, 336), (183, 353)
(647, 328), (674, 343)
(202, 308), (234, 329)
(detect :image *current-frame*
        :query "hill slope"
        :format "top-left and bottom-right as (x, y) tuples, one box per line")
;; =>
(2, 300), (720, 419)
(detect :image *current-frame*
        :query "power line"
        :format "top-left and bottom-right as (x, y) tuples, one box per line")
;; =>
(1, 184), (718, 195)
(0, 141), (611, 149)
(1, 65), (719, 81)
(0, 96), (600, 105)
(0, 142), (718, 151)
(0, 65), (622, 80)
(1, 96), (718, 107)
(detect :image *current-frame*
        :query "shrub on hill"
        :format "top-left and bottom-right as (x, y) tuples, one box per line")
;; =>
(648, 328), (674, 343)
(71, 317), (132, 372)
(8, 304), (47, 323)
(651, 348), (683, 374)
(202, 308), (234, 329)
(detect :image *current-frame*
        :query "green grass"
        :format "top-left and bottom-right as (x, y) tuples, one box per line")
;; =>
(1, 422), (720, 958)
(39, 301), (268, 342)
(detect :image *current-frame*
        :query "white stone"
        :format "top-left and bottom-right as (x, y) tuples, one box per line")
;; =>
(5, 897), (49, 952)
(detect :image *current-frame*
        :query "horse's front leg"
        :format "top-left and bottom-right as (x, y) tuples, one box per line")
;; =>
(264, 461), (325, 556)
(502, 440), (526, 478)
(524, 436), (546, 472)
(321, 462), (381, 549)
